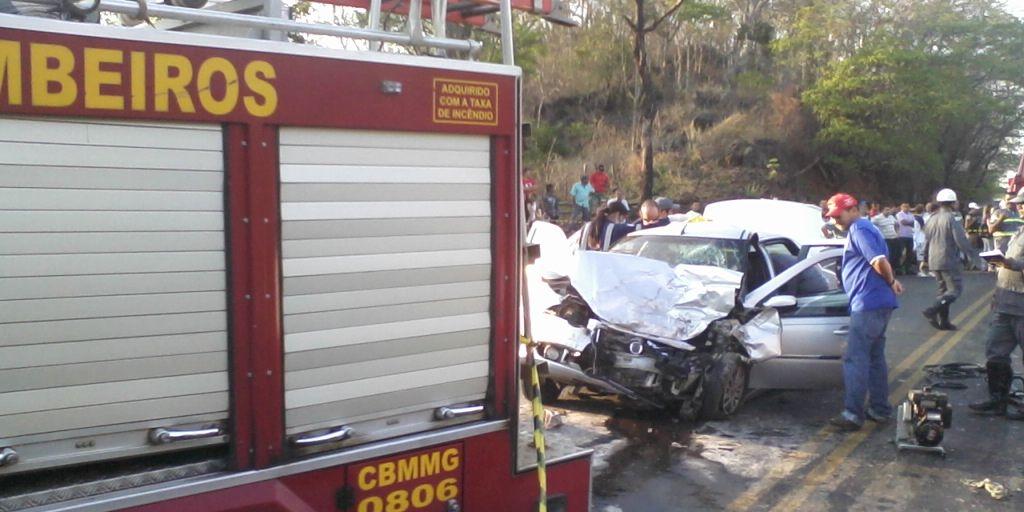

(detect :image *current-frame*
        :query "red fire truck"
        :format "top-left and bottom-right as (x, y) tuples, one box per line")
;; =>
(0, 2), (590, 510)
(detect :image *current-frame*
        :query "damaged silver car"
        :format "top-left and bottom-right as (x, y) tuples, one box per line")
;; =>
(528, 221), (847, 420)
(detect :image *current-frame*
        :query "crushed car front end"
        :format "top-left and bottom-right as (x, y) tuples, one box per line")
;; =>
(532, 248), (782, 419)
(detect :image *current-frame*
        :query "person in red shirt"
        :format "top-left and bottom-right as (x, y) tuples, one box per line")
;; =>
(522, 171), (537, 194)
(590, 165), (610, 196)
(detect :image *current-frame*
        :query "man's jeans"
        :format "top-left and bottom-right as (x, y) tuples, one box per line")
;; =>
(572, 204), (590, 224)
(843, 308), (894, 423)
(899, 237), (915, 271)
(885, 238), (903, 273)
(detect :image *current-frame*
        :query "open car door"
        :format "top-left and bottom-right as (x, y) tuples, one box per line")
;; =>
(743, 249), (848, 389)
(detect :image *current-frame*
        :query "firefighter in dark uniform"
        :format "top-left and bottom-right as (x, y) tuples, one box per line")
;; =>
(970, 190), (1024, 420)
(922, 188), (983, 330)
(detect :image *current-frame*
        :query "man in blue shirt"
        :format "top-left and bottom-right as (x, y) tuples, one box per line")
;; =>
(825, 193), (903, 431)
(569, 175), (594, 224)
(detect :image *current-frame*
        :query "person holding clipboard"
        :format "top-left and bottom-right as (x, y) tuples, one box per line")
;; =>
(970, 190), (1024, 420)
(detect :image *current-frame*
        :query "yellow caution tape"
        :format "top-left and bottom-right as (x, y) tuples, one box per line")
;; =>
(521, 335), (547, 512)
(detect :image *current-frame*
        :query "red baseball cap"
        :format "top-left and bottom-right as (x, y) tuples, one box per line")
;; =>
(825, 193), (858, 218)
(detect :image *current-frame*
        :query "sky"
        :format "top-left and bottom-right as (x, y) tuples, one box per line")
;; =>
(1008, 0), (1024, 17)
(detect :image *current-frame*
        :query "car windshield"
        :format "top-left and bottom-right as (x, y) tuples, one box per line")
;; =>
(610, 235), (747, 271)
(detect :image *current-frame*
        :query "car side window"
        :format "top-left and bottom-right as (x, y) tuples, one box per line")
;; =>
(780, 257), (848, 318)
(763, 241), (797, 258)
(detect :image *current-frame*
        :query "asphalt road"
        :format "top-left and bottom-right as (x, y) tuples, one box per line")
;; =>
(523, 271), (1024, 511)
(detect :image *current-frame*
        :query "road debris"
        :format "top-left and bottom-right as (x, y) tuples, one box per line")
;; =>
(961, 478), (1008, 500)
(544, 409), (567, 429)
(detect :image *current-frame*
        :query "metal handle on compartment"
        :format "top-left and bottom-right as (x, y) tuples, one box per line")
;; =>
(148, 425), (224, 445)
(289, 426), (353, 447)
(0, 447), (18, 468)
(833, 327), (850, 336)
(434, 404), (485, 421)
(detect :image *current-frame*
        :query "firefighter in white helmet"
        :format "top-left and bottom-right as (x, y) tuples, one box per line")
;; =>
(922, 188), (983, 330)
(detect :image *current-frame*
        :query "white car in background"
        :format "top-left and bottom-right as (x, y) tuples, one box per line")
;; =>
(703, 198), (844, 256)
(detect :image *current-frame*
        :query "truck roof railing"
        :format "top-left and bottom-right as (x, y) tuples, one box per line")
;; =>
(13, 0), (518, 64)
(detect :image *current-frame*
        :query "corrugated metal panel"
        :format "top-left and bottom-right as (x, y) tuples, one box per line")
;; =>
(279, 147), (488, 168)
(280, 165), (490, 184)
(282, 217), (491, 240)
(0, 352), (228, 392)
(0, 311), (227, 346)
(0, 116), (228, 475)
(284, 329), (488, 372)
(283, 249), (491, 277)
(280, 127), (492, 443)
(0, 211), (224, 232)
(0, 165), (224, 190)
(0, 272), (225, 300)
(284, 297), (489, 334)
(0, 333), (227, 369)
(0, 141), (223, 170)
(1, 393), (229, 438)
(283, 265), (490, 296)
(283, 281), (490, 314)
(281, 233), (490, 258)
(285, 380), (487, 433)
(0, 232), (225, 255)
(284, 346), (489, 390)
(285, 313), (490, 353)
(280, 183), (488, 202)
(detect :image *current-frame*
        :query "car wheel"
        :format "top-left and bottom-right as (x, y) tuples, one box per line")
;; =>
(166, 0), (209, 8)
(700, 353), (748, 420)
(676, 397), (701, 421)
(539, 379), (564, 405)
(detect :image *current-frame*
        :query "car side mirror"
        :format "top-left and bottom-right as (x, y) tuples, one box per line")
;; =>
(763, 295), (798, 309)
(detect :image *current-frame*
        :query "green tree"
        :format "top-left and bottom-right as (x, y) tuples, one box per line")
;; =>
(804, 2), (1024, 201)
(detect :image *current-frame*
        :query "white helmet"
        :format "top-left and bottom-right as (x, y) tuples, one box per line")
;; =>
(936, 188), (957, 202)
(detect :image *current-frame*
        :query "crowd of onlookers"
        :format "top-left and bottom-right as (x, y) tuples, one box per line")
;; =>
(820, 194), (1024, 275)
(523, 165), (1024, 271)
(522, 164), (708, 251)
(522, 165), (700, 229)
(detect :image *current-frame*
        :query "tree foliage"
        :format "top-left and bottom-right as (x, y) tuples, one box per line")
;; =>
(476, 0), (1024, 203)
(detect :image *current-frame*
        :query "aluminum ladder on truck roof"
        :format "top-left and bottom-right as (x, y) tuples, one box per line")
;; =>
(15, 0), (518, 64)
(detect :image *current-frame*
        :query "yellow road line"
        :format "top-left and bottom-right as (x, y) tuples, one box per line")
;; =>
(726, 291), (992, 511)
(766, 297), (992, 512)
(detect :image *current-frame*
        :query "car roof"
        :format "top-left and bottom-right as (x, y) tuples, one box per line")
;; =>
(705, 198), (821, 213)
(624, 220), (788, 242)
(703, 199), (827, 246)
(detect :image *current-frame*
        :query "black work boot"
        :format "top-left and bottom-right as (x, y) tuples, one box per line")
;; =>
(938, 303), (957, 331)
(970, 362), (1012, 415)
(922, 303), (942, 330)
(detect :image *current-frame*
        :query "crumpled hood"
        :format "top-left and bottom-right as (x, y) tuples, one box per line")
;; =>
(568, 251), (743, 348)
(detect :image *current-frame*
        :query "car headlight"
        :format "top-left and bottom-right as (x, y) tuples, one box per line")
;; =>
(628, 338), (645, 355)
(543, 345), (562, 361)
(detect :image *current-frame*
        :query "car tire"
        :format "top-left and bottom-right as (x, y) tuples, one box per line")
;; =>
(165, 0), (209, 8)
(676, 397), (701, 421)
(700, 353), (748, 420)
(539, 379), (564, 404)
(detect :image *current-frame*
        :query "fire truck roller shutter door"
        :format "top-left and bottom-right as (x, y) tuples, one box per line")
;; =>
(279, 128), (492, 450)
(0, 116), (229, 475)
